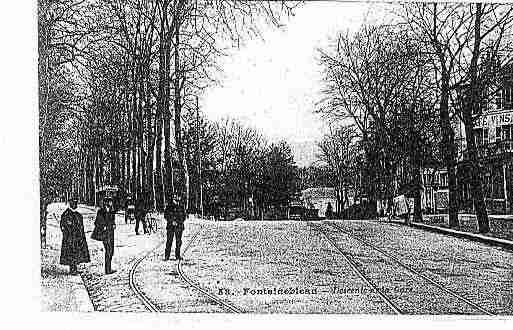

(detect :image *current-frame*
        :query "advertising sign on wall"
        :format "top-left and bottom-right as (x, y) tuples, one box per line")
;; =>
(393, 195), (409, 216)
(475, 111), (513, 128)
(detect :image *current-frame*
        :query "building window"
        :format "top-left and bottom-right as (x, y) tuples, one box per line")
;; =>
(504, 85), (513, 110)
(439, 172), (448, 187)
(474, 128), (489, 145)
(474, 128), (483, 146)
(483, 128), (489, 145)
(462, 183), (471, 201)
(484, 166), (505, 199)
(496, 89), (502, 110)
(503, 125), (513, 141)
(496, 126), (502, 142)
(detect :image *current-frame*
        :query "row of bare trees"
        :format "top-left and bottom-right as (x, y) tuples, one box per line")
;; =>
(39, 0), (297, 217)
(317, 3), (513, 231)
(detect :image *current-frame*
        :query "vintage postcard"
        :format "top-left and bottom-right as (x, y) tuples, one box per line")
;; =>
(38, 0), (513, 318)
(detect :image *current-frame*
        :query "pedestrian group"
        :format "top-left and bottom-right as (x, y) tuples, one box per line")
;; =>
(58, 195), (186, 276)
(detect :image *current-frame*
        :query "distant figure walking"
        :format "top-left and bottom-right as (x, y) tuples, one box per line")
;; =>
(92, 197), (117, 275)
(326, 202), (333, 219)
(164, 196), (186, 261)
(135, 196), (148, 235)
(60, 197), (90, 275)
(125, 197), (135, 224)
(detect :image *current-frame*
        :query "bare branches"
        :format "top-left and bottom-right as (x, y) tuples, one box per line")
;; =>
(39, 0), (299, 206)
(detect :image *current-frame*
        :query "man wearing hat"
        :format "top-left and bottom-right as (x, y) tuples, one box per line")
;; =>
(92, 196), (117, 274)
(135, 196), (148, 235)
(60, 197), (90, 275)
(164, 195), (186, 260)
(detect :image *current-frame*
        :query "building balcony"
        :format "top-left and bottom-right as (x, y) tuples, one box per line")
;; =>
(462, 139), (513, 161)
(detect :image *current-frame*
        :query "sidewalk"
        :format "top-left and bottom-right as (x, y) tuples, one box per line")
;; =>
(41, 203), (94, 312)
(409, 221), (513, 250)
(385, 214), (513, 251)
(42, 203), (168, 312)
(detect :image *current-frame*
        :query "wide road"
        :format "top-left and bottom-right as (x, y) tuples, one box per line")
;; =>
(136, 219), (513, 314)
(44, 206), (513, 314)
(316, 220), (513, 314)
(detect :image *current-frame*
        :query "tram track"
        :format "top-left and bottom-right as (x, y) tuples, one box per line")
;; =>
(310, 220), (495, 315)
(47, 205), (242, 312)
(177, 225), (244, 313)
(128, 241), (165, 312)
(325, 221), (494, 315)
(128, 223), (243, 313)
(307, 221), (402, 314)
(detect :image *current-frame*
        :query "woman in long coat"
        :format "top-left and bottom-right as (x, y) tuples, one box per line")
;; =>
(60, 199), (90, 274)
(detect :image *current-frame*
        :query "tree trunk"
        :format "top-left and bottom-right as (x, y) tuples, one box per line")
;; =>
(155, 109), (164, 211)
(163, 14), (173, 205)
(155, 1), (168, 210)
(173, 17), (186, 203)
(144, 64), (156, 210)
(440, 80), (459, 228)
(131, 63), (138, 199)
(412, 162), (423, 223)
(38, 0), (51, 229)
(463, 3), (489, 233)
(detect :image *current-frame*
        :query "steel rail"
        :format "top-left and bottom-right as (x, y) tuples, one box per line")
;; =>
(308, 221), (403, 315)
(326, 221), (495, 316)
(177, 225), (244, 313)
(128, 241), (165, 312)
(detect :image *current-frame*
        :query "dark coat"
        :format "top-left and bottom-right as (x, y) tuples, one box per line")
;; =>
(135, 198), (147, 219)
(92, 207), (116, 241)
(60, 208), (90, 266)
(164, 202), (186, 229)
(326, 203), (333, 219)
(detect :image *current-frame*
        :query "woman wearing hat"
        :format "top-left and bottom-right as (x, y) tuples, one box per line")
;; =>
(60, 197), (90, 275)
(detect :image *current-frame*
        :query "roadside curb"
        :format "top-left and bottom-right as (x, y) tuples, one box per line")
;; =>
(71, 275), (95, 312)
(79, 204), (98, 212)
(389, 220), (513, 250)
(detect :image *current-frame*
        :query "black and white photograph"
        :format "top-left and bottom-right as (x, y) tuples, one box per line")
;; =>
(33, 0), (513, 318)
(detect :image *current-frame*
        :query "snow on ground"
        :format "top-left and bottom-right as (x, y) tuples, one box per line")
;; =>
(139, 220), (394, 313)
(137, 219), (513, 314)
(40, 203), (96, 312)
(42, 203), (513, 314)
(330, 220), (513, 314)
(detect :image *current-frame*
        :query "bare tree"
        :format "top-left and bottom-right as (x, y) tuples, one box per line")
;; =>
(39, 0), (299, 217)
(318, 24), (438, 220)
(318, 126), (358, 215)
(401, 3), (513, 232)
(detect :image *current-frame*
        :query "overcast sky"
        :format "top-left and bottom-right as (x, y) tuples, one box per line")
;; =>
(201, 1), (391, 166)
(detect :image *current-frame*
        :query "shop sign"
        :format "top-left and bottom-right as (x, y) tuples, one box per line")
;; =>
(475, 111), (513, 128)
(393, 195), (409, 216)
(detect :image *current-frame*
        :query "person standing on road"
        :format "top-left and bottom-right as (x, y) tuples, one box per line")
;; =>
(326, 202), (333, 219)
(164, 196), (186, 261)
(135, 196), (148, 235)
(92, 197), (117, 275)
(60, 197), (90, 275)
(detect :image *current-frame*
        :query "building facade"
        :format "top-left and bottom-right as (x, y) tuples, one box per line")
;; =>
(301, 187), (338, 218)
(425, 69), (513, 214)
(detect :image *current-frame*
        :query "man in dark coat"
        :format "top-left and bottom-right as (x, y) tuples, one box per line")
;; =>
(164, 196), (186, 261)
(135, 196), (148, 235)
(326, 202), (333, 219)
(60, 198), (90, 275)
(94, 197), (117, 274)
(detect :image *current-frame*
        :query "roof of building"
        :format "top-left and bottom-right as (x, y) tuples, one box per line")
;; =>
(301, 187), (337, 199)
(96, 185), (119, 193)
